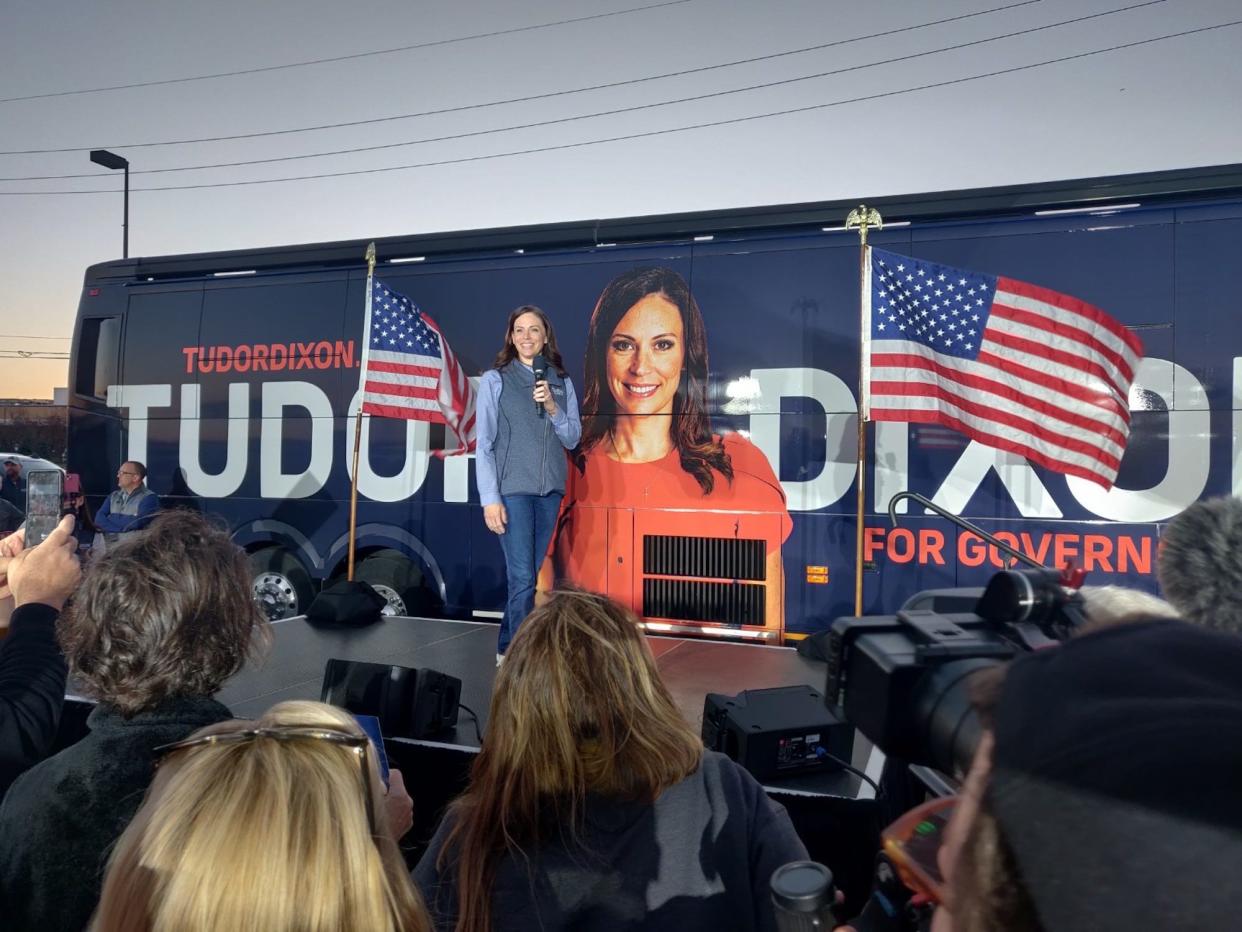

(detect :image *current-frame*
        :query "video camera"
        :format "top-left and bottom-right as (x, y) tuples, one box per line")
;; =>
(823, 493), (1088, 776)
(772, 496), (1089, 931)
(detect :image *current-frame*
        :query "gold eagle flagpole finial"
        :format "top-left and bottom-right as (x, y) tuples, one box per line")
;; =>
(846, 205), (883, 245)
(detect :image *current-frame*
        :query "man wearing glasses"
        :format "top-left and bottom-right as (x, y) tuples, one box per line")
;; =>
(94, 461), (159, 541)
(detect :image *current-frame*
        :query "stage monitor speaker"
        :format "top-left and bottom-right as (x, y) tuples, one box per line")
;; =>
(320, 658), (461, 739)
(702, 685), (853, 782)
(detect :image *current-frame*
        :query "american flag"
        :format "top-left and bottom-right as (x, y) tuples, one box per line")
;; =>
(360, 278), (476, 454)
(864, 248), (1143, 489)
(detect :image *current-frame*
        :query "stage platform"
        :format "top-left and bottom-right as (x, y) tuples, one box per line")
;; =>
(215, 614), (877, 798)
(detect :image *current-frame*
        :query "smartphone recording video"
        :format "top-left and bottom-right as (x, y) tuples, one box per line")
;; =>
(25, 470), (64, 548)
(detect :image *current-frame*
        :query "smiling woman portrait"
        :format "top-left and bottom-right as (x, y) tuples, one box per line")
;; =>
(547, 267), (791, 633)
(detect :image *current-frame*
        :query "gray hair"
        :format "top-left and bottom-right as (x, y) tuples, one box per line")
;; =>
(1079, 585), (1178, 631)
(1158, 496), (1242, 634)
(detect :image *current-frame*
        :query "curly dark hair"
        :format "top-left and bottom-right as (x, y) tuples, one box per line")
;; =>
(58, 510), (270, 716)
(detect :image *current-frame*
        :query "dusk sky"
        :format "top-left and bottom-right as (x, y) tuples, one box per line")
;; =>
(2, 0), (1240, 398)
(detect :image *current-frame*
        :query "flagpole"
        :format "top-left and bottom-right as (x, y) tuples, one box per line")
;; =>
(846, 205), (882, 616)
(349, 242), (377, 581)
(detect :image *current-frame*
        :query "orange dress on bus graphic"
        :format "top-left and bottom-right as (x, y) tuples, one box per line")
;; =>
(550, 432), (792, 632)
(543, 264), (792, 634)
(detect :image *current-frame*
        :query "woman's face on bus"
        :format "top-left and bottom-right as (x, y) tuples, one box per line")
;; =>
(511, 311), (547, 365)
(606, 293), (684, 417)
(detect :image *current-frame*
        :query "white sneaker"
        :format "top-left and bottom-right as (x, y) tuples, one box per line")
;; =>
(495, 652), (505, 667)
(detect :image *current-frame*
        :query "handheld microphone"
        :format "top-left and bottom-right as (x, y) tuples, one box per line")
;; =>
(533, 353), (547, 418)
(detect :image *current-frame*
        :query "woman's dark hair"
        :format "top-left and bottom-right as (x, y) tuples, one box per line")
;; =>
(438, 589), (703, 932)
(65, 494), (98, 535)
(491, 305), (567, 376)
(577, 267), (732, 494)
(58, 510), (271, 716)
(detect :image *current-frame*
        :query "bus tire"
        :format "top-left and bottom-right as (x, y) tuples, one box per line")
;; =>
(356, 549), (437, 617)
(249, 547), (313, 621)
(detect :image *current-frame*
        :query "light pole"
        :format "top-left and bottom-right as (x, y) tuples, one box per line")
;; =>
(89, 149), (129, 258)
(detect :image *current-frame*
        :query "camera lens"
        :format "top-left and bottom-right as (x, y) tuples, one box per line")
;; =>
(977, 568), (1061, 624)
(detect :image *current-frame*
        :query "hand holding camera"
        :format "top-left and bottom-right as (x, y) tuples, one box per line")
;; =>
(2, 515), (81, 611)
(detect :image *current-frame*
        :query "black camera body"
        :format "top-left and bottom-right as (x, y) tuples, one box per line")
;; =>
(824, 567), (1085, 774)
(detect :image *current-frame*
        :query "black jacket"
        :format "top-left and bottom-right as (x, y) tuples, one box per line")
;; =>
(0, 474), (23, 513)
(0, 694), (232, 932)
(0, 603), (66, 797)
(0, 498), (23, 534)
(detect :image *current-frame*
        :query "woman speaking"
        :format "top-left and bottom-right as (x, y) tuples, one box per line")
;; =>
(475, 305), (580, 663)
(549, 267), (791, 632)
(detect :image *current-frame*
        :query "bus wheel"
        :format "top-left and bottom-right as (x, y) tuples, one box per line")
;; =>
(250, 547), (313, 621)
(356, 549), (436, 617)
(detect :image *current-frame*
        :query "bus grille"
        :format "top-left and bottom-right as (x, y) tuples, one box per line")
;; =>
(642, 578), (765, 627)
(642, 534), (765, 581)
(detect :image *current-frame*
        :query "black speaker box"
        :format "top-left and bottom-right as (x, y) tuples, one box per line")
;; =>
(702, 685), (853, 782)
(320, 658), (461, 739)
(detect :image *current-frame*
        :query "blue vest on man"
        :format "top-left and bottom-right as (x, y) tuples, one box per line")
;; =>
(96, 485), (159, 538)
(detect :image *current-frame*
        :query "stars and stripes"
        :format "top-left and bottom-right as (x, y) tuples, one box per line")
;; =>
(864, 248), (1143, 489)
(360, 278), (476, 453)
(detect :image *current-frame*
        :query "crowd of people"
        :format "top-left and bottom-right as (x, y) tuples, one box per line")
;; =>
(2, 471), (1242, 929)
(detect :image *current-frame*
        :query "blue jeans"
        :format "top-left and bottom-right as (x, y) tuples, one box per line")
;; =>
(497, 492), (563, 654)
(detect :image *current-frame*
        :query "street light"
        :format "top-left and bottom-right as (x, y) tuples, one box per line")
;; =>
(89, 149), (129, 258)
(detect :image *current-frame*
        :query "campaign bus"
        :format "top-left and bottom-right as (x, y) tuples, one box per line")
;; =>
(65, 163), (1242, 640)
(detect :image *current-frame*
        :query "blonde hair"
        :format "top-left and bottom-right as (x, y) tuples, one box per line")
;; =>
(90, 701), (430, 932)
(441, 588), (703, 932)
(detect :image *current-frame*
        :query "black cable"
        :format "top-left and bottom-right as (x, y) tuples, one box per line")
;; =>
(0, 0), (694, 105)
(0, 0), (1174, 182)
(0, 334), (69, 340)
(2, 19), (1235, 197)
(816, 747), (884, 798)
(0, 0), (1043, 155)
(458, 702), (484, 745)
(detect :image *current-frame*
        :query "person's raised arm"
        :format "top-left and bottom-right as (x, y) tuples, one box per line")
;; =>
(0, 516), (81, 790)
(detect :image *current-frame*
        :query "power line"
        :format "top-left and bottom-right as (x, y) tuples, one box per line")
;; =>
(0, 0), (1043, 155)
(0, 351), (71, 359)
(0, 0), (1169, 182)
(1, 20), (1235, 197)
(0, 334), (70, 340)
(0, 0), (693, 105)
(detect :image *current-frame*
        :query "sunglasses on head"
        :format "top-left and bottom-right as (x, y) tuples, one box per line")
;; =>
(154, 726), (379, 833)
